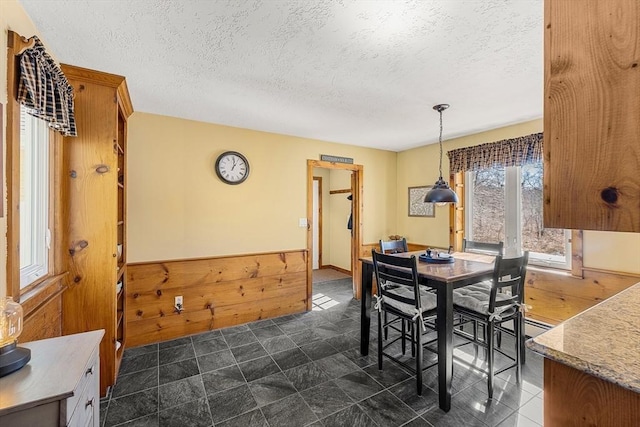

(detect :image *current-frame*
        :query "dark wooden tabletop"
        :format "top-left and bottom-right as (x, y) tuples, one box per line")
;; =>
(360, 250), (494, 283)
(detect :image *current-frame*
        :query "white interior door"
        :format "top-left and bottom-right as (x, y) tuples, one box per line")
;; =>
(312, 179), (320, 270)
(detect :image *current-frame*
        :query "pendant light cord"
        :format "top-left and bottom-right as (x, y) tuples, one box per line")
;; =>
(438, 109), (443, 179)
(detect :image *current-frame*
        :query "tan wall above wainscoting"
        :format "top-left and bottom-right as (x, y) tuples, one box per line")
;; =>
(126, 250), (308, 347)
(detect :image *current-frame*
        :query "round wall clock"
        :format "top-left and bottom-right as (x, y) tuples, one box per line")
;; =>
(215, 151), (250, 185)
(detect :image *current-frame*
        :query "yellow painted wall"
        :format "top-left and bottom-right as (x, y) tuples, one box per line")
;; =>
(397, 118), (640, 274)
(0, 0), (45, 296)
(328, 169), (352, 271)
(127, 112), (397, 263)
(583, 231), (640, 274)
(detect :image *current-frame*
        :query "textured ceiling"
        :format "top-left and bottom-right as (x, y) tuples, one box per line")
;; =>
(19, 0), (543, 151)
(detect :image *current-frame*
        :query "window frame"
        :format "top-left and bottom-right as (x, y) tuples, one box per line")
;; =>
(19, 107), (52, 288)
(6, 31), (63, 302)
(464, 165), (571, 270)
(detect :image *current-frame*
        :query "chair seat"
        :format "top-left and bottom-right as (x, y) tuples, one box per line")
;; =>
(467, 280), (492, 291)
(384, 286), (437, 316)
(453, 286), (515, 318)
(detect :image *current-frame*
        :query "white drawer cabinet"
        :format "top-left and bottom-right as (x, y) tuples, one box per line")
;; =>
(0, 330), (104, 427)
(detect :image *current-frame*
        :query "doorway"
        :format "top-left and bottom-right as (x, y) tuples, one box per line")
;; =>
(306, 160), (363, 310)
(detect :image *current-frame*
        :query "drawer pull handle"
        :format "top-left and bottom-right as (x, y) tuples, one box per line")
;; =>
(85, 366), (94, 375)
(86, 398), (95, 408)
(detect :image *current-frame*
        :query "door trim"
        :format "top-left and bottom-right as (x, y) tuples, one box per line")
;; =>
(306, 160), (363, 309)
(312, 176), (323, 269)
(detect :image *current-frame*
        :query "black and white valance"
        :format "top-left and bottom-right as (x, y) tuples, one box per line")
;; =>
(17, 36), (77, 136)
(447, 132), (543, 173)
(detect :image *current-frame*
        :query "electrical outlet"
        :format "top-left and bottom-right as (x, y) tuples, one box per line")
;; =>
(175, 296), (183, 310)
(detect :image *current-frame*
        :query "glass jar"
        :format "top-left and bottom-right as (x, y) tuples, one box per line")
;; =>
(0, 297), (24, 347)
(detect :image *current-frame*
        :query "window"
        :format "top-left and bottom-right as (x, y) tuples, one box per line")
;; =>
(19, 106), (50, 288)
(465, 161), (570, 269)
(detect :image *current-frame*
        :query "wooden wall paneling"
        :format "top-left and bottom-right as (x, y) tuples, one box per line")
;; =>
(126, 251), (308, 346)
(128, 251), (307, 293)
(128, 272), (306, 321)
(20, 297), (63, 343)
(450, 172), (465, 251)
(19, 275), (67, 342)
(543, 0), (640, 232)
(544, 358), (640, 426)
(524, 268), (640, 325)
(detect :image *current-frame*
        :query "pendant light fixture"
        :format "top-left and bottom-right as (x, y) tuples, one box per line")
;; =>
(424, 104), (459, 204)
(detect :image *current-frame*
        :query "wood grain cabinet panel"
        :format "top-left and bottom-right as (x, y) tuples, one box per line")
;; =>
(60, 64), (132, 397)
(543, 0), (640, 232)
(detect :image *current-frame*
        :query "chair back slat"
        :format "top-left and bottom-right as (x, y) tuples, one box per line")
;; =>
(379, 238), (408, 254)
(463, 239), (504, 256)
(488, 252), (529, 312)
(372, 250), (421, 310)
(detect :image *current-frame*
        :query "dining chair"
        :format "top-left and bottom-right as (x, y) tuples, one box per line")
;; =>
(452, 251), (529, 398)
(460, 239), (505, 345)
(462, 239), (504, 256)
(372, 250), (438, 395)
(379, 237), (408, 254)
(378, 238), (410, 344)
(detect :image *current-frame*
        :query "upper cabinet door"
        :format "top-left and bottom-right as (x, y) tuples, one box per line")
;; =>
(543, 0), (640, 232)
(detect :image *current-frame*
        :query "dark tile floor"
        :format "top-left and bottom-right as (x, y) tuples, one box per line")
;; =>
(101, 278), (544, 427)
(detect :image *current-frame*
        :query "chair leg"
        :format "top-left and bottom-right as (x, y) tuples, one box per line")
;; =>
(377, 310), (383, 370)
(520, 315), (527, 365)
(384, 312), (388, 340)
(487, 322), (495, 399)
(401, 320), (406, 355)
(411, 322), (416, 357)
(472, 319), (479, 358)
(415, 318), (423, 395)
(515, 315), (522, 385)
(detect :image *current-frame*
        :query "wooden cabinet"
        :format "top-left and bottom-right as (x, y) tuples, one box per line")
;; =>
(60, 64), (133, 396)
(0, 331), (104, 427)
(543, 0), (639, 232)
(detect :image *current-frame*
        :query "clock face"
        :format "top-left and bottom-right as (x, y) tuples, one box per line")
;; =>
(215, 151), (250, 184)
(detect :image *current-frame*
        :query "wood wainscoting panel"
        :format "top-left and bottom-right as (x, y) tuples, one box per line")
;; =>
(19, 275), (67, 343)
(126, 250), (308, 347)
(524, 268), (640, 325)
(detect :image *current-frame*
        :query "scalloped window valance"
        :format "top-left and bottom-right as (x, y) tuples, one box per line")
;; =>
(447, 132), (543, 173)
(17, 36), (77, 136)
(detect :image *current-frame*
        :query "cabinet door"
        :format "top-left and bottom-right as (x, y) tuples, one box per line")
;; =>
(543, 0), (640, 232)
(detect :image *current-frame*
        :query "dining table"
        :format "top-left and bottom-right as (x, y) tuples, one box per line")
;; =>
(359, 250), (495, 412)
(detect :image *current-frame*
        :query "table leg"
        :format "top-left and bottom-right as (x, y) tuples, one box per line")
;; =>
(437, 284), (453, 412)
(360, 262), (373, 356)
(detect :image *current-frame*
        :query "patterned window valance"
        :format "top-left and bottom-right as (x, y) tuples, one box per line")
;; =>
(447, 132), (543, 173)
(17, 36), (77, 136)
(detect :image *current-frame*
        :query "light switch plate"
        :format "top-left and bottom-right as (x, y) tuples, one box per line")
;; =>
(299, 218), (308, 228)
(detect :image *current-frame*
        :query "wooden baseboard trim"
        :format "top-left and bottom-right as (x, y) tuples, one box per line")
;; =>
(324, 265), (351, 276)
(582, 267), (640, 278)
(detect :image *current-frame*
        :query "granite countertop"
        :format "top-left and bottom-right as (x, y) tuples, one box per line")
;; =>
(527, 281), (640, 393)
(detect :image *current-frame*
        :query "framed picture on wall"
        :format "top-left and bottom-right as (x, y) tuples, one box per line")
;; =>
(408, 186), (435, 217)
